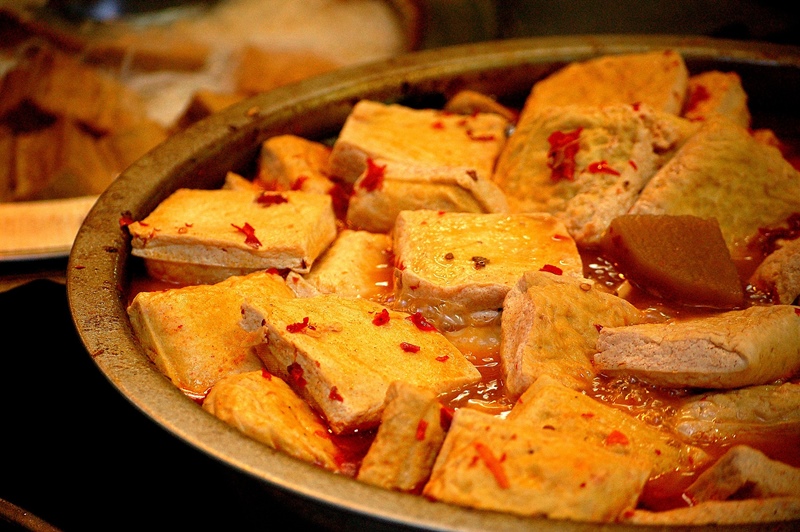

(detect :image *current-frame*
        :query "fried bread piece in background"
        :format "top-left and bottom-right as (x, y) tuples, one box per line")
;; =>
(240, 294), (481, 434)
(423, 407), (651, 522)
(127, 270), (294, 396)
(594, 305), (800, 389)
(501, 271), (649, 397)
(357, 381), (448, 492)
(203, 370), (345, 472)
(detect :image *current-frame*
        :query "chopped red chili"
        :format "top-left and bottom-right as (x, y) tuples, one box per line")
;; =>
(466, 169), (479, 181)
(474, 442), (510, 489)
(547, 128), (582, 182)
(684, 84), (711, 114)
(431, 120), (445, 129)
(539, 264), (563, 275)
(400, 342), (420, 353)
(287, 362), (307, 388)
(359, 158), (386, 192)
(286, 316), (310, 333)
(261, 368), (273, 380)
(466, 130), (496, 141)
(604, 430), (630, 446)
(435, 355), (449, 362)
(407, 312), (437, 331)
(372, 308), (390, 326)
(628, 160), (638, 170)
(231, 222), (261, 248)
(291, 175), (309, 190)
(329, 386), (343, 402)
(256, 192), (289, 206)
(119, 211), (135, 228)
(587, 160), (621, 176)
(415, 420), (428, 441)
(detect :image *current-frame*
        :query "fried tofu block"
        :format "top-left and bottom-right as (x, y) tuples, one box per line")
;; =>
(629, 116), (800, 258)
(423, 407), (651, 522)
(750, 237), (800, 305)
(594, 305), (800, 389)
(240, 294), (480, 434)
(501, 271), (649, 397)
(392, 209), (583, 331)
(493, 104), (692, 245)
(126, 270), (294, 396)
(296, 229), (393, 300)
(624, 497), (800, 525)
(670, 383), (800, 443)
(683, 71), (751, 128)
(518, 50), (689, 123)
(327, 100), (509, 184)
(685, 445), (800, 503)
(357, 381), (448, 492)
(97, 118), (168, 172)
(443, 89), (518, 122)
(236, 45), (340, 95)
(128, 189), (337, 284)
(507, 375), (710, 478)
(255, 134), (335, 195)
(346, 159), (509, 233)
(203, 370), (343, 471)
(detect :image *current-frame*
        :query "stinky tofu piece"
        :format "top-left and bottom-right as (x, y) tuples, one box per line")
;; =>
(203, 370), (343, 471)
(629, 116), (800, 258)
(327, 100), (509, 184)
(625, 497), (800, 525)
(357, 381), (448, 492)
(297, 229), (393, 300)
(422, 407), (651, 522)
(683, 71), (751, 128)
(501, 271), (649, 397)
(127, 270), (294, 396)
(670, 382), (800, 443)
(443, 89), (518, 122)
(594, 305), (800, 389)
(517, 50), (689, 123)
(346, 159), (509, 233)
(750, 236), (800, 305)
(175, 89), (245, 129)
(240, 294), (480, 434)
(128, 189), (337, 284)
(236, 45), (340, 95)
(507, 375), (710, 478)
(493, 104), (691, 245)
(256, 134), (335, 195)
(222, 171), (259, 191)
(97, 119), (168, 172)
(685, 445), (800, 503)
(392, 209), (582, 331)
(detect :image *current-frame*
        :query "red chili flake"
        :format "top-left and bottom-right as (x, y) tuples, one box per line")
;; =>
(604, 430), (630, 446)
(397, 261), (406, 271)
(466, 169), (478, 181)
(329, 386), (343, 402)
(539, 264), (563, 275)
(754, 212), (800, 256)
(359, 158), (386, 192)
(266, 267), (281, 275)
(655, 449), (662, 456)
(547, 128), (582, 181)
(435, 355), (450, 362)
(632, 102), (642, 111)
(594, 323), (603, 332)
(684, 84), (711, 114)
(287, 362), (307, 388)
(256, 192), (289, 206)
(415, 420), (428, 441)
(552, 234), (569, 241)
(439, 406), (454, 431)
(286, 316), (310, 333)
(74, 265), (85, 270)
(119, 211), (135, 228)
(400, 342), (420, 353)
(431, 120), (445, 129)
(466, 130), (496, 141)
(231, 222), (261, 248)
(291, 175), (309, 190)
(372, 308), (390, 326)
(628, 160), (638, 170)
(580, 412), (594, 419)
(474, 442), (510, 489)
(587, 160), (621, 176)
(261, 368), (273, 380)
(795, 308), (800, 316)
(407, 311), (437, 331)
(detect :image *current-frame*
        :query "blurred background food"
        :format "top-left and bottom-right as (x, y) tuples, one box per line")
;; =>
(0, 0), (798, 204)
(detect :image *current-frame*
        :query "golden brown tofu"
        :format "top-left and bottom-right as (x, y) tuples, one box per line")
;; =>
(594, 305), (800, 389)
(624, 497), (800, 525)
(750, 236), (800, 305)
(683, 71), (750, 128)
(256, 134), (335, 195)
(501, 271), (648, 397)
(236, 45), (341, 95)
(392, 209), (583, 331)
(240, 293), (481, 434)
(357, 381), (448, 492)
(128, 189), (337, 284)
(203, 370), (344, 471)
(127, 270), (295, 396)
(423, 407), (651, 522)
(327, 100), (509, 184)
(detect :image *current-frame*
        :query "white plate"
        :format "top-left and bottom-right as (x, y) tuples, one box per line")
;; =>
(0, 196), (98, 262)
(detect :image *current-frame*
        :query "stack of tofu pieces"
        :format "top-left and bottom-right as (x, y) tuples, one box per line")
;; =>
(125, 50), (800, 525)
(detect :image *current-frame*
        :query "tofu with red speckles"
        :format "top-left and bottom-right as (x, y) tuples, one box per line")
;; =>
(683, 71), (751, 128)
(239, 293), (480, 434)
(128, 188), (337, 284)
(256, 134), (335, 194)
(392, 209), (583, 331)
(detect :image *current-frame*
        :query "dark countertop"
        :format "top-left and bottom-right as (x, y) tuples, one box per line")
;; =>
(0, 276), (325, 531)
